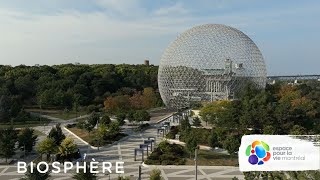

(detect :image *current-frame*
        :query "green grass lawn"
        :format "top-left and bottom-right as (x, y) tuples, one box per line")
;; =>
(26, 108), (88, 120)
(45, 111), (87, 120)
(185, 149), (238, 166)
(0, 118), (51, 129)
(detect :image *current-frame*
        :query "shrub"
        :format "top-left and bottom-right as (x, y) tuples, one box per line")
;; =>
(145, 141), (186, 165)
(165, 126), (179, 139)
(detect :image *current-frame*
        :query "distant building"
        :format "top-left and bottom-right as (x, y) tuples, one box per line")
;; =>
(144, 60), (150, 66)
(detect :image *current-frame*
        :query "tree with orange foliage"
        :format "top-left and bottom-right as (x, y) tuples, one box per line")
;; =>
(129, 92), (143, 109)
(142, 87), (157, 109)
(103, 95), (130, 113)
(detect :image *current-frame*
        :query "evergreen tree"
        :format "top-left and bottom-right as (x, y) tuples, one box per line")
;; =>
(48, 123), (66, 146)
(208, 128), (219, 148)
(0, 127), (17, 163)
(192, 117), (202, 127)
(223, 135), (240, 155)
(18, 128), (38, 153)
(100, 114), (111, 125)
(185, 132), (198, 158)
(116, 112), (126, 126)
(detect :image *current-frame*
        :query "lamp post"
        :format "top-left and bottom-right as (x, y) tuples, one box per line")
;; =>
(195, 147), (199, 180)
(138, 165), (142, 180)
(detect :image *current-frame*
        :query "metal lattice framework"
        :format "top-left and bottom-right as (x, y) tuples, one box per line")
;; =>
(158, 24), (267, 109)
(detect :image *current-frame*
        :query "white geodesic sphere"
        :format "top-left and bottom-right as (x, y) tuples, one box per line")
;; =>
(158, 24), (267, 108)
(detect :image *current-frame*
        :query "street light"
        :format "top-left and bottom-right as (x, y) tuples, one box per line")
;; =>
(194, 146), (199, 180)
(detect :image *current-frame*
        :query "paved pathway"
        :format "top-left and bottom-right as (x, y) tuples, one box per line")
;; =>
(0, 113), (244, 180)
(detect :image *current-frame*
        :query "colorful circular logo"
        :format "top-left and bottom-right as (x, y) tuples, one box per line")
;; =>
(246, 140), (271, 165)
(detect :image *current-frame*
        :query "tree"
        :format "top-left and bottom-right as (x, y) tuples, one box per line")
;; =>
(36, 138), (56, 161)
(87, 112), (99, 127)
(0, 127), (17, 163)
(58, 138), (77, 161)
(0, 95), (11, 123)
(116, 112), (126, 126)
(100, 114), (111, 125)
(104, 95), (130, 113)
(223, 135), (240, 155)
(263, 125), (278, 135)
(208, 129), (219, 148)
(192, 117), (202, 127)
(48, 123), (66, 146)
(84, 112), (99, 135)
(20, 164), (50, 180)
(129, 91), (143, 109)
(96, 124), (107, 147)
(127, 110), (135, 124)
(185, 132), (198, 158)
(108, 121), (121, 137)
(150, 168), (163, 180)
(180, 116), (191, 132)
(142, 87), (157, 109)
(73, 164), (97, 180)
(289, 125), (307, 135)
(18, 128), (38, 153)
(84, 121), (94, 135)
(133, 110), (150, 124)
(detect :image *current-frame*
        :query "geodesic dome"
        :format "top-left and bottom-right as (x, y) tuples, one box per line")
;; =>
(158, 24), (267, 109)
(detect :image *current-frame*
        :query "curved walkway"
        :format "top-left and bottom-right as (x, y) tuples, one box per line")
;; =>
(0, 113), (244, 180)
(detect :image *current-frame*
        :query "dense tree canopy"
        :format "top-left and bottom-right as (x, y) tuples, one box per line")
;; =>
(0, 64), (161, 124)
(199, 81), (320, 135)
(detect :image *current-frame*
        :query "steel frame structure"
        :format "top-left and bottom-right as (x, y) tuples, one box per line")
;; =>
(158, 24), (267, 109)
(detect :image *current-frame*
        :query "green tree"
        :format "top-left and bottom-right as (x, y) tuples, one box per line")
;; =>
(263, 125), (278, 135)
(108, 121), (121, 137)
(73, 164), (97, 180)
(18, 128), (38, 153)
(84, 121), (94, 135)
(58, 137), (77, 160)
(100, 114), (111, 125)
(0, 95), (11, 123)
(87, 112), (99, 127)
(150, 168), (163, 180)
(180, 116), (191, 132)
(133, 110), (150, 124)
(185, 132), (198, 158)
(20, 164), (50, 180)
(192, 117), (202, 127)
(208, 129), (219, 148)
(96, 124), (107, 147)
(289, 125), (307, 135)
(142, 87), (157, 109)
(48, 123), (66, 146)
(36, 138), (56, 161)
(116, 112), (126, 126)
(0, 127), (17, 163)
(223, 135), (240, 155)
(84, 112), (99, 135)
(126, 110), (135, 124)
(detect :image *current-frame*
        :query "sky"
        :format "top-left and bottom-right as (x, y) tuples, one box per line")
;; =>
(0, 0), (319, 75)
